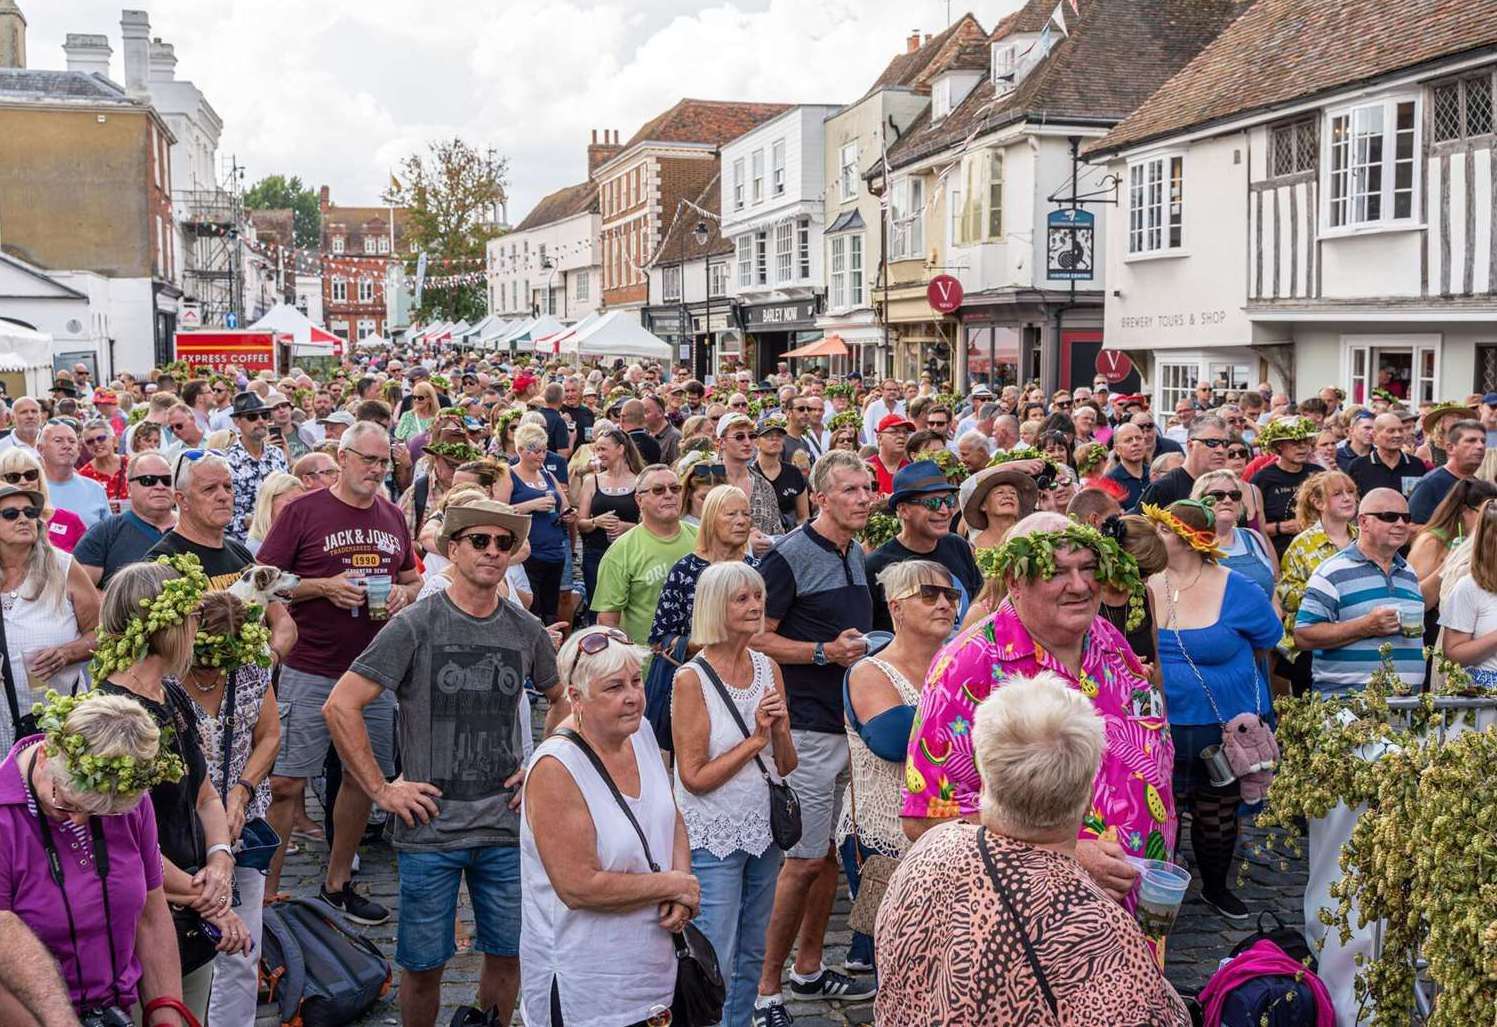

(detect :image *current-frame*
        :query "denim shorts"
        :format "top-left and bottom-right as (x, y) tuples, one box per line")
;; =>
(396, 846), (522, 971)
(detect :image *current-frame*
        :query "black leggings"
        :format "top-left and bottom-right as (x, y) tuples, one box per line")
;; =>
(526, 557), (565, 626)
(1188, 783), (1241, 895)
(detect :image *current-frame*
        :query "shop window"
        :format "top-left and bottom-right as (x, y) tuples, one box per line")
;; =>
(1326, 98), (1418, 229)
(1128, 154), (1184, 254)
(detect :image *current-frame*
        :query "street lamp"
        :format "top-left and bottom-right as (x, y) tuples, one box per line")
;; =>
(687, 221), (708, 380)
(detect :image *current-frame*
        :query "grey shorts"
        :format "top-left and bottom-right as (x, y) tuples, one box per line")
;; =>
(784, 729), (850, 860)
(273, 666), (396, 779)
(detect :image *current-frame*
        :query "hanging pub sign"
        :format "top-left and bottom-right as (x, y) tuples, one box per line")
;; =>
(1047, 208), (1095, 281)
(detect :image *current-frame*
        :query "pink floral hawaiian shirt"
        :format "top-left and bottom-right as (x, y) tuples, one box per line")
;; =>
(902, 599), (1178, 864)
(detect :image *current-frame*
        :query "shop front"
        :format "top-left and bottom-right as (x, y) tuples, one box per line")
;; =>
(742, 297), (822, 379)
(645, 302), (742, 382)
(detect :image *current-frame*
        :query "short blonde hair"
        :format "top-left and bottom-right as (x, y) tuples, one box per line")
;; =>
(1190, 468), (1243, 500)
(514, 423), (548, 453)
(973, 672), (1103, 835)
(247, 472), (305, 543)
(694, 485), (750, 559)
(690, 561), (765, 646)
(875, 559), (951, 609)
(101, 562), (196, 678)
(44, 692), (163, 815)
(559, 625), (649, 699)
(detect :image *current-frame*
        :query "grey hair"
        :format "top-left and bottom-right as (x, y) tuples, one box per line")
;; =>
(338, 420), (391, 453)
(810, 449), (868, 494)
(1188, 416), (1228, 440)
(690, 561), (766, 646)
(44, 692), (165, 815)
(974, 672), (1104, 834)
(559, 625), (649, 699)
(957, 430), (994, 456)
(172, 452), (229, 493)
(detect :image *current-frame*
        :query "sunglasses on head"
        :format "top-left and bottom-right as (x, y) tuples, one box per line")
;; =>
(1365, 511), (1412, 524)
(1, 470), (39, 484)
(895, 583), (961, 606)
(0, 506), (41, 522)
(455, 531), (516, 553)
(1204, 489), (1242, 503)
(130, 473), (172, 488)
(689, 463), (729, 482)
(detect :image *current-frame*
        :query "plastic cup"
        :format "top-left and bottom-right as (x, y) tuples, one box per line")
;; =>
(1400, 610), (1424, 639)
(22, 647), (52, 691)
(1127, 857), (1191, 967)
(363, 575), (392, 621)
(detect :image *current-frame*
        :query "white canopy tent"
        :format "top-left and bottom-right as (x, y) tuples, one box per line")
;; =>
(355, 333), (388, 349)
(560, 312), (672, 361)
(533, 312), (602, 355)
(461, 315), (496, 345)
(504, 315), (566, 353)
(477, 317), (515, 350)
(248, 304), (339, 354)
(0, 320), (54, 395)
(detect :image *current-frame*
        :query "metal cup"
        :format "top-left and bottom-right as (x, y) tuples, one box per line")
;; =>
(1200, 743), (1237, 788)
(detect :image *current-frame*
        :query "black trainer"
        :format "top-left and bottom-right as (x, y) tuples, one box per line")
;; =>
(751, 1002), (794, 1027)
(787, 967), (877, 1002)
(319, 881), (389, 925)
(1201, 887), (1251, 923)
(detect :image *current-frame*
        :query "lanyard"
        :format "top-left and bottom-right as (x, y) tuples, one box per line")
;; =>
(25, 756), (124, 1012)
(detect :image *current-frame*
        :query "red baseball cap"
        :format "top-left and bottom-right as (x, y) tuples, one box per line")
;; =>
(876, 413), (915, 433)
(513, 372), (537, 394)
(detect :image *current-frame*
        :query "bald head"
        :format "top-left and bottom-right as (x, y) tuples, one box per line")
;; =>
(1358, 487), (1407, 515)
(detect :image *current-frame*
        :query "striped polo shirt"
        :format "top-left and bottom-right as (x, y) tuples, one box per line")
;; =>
(1295, 541), (1425, 692)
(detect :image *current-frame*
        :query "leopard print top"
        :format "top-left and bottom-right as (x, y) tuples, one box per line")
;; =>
(874, 822), (1189, 1027)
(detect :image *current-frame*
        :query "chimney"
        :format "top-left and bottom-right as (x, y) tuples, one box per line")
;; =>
(0, 0), (27, 70)
(319, 185), (330, 211)
(907, 29), (921, 53)
(588, 128), (623, 175)
(148, 37), (175, 82)
(63, 32), (111, 78)
(924, 33), (932, 44)
(120, 9), (150, 98)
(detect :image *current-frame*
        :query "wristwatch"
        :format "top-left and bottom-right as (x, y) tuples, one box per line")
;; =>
(812, 642), (828, 666)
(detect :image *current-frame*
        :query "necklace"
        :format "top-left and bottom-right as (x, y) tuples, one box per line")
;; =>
(186, 670), (222, 695)
(1164, 566), (1204, 605)
(0, 564), (23, 612)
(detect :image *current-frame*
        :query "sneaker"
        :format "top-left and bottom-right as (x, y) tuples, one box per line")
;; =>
(319, 882), (389, 925)
(841, 957), (875, 974)
(787, 968), (877, 1002)
(751, 1001), (794, 1027)
(1201, 887), (1251, 923)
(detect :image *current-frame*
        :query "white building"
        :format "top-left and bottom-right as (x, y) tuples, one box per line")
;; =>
(487, 179), (600, 324)
(1089, 0), (1497, 408)
(646, 173), (735, 378)
(0, 253), (112, 377)
(294, 273), (323, 325)
(720, 104), (842, 375)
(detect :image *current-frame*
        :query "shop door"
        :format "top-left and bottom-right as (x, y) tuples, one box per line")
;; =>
(1344, 339), (1439, 405)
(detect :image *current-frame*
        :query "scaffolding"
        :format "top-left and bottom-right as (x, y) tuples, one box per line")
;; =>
(179, 175), (244, 328)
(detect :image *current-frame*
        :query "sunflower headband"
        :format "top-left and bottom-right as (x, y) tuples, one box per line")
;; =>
(1141, 501), (1226, 559)
(33, 689), (186, 796)
(91, 553), (210, 681)
(976, 521), (1146, 630)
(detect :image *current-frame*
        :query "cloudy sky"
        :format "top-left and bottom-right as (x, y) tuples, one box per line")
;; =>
(24, 0), (1022, 220)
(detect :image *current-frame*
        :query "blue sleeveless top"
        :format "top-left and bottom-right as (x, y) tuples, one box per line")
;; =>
(510, 469), (567, 561)
(1220, 528), (1275, 602)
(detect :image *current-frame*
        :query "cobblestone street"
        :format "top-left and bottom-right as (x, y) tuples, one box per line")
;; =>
(267, 804), (1307, 1025)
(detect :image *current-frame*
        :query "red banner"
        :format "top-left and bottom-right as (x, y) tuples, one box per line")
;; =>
(174, 331), (277, 374)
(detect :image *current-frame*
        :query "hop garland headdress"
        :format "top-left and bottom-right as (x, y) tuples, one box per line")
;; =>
(1075, 442), (1109, 476)
(976, 521), (1145, 630)
(824, 382), (856, 401)
(193, 603), (273, 672)
(91, 553), (210, 681)
(987, 445), (1062, 477)
(930, 448), (969, 485)
(425, 440), (484, 464)
(492, 406), (525, 434)
(33, 689), (185, 795)
(827, 410), (861, 434)
(1141, 501), (1227, 559)
(1255, 416), (1315, 448)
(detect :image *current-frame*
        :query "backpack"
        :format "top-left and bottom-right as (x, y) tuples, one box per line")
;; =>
(1197, 937), (1334, 1027)
(259, 898), (392, 1027)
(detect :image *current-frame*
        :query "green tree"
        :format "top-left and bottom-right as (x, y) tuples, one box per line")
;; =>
(243, 175), (322, 249)
(384, 137), (508, 322)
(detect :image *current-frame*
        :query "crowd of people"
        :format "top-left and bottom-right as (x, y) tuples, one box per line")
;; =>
(0, 351), (1493, 1027)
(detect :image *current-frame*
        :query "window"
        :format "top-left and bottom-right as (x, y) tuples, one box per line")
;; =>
(358, 278), (374, 303)
(332, 236), (345, 254)
(709, 261), (729, 297)
(772, 140), (786, 195)
(1271, 118), (1318, 177)
(839, 143), (859, 200)
(330, 319), (349, 339)
(797, 218), (811, 279)
(991, 43), (1015, 86)
(737, 235), (753, 287)
(356, 319), (376, 339)
(849, 234), (864, 305)
(956, 149), (1003, 245)
(1127, 154), (1184, 254)
(575, 270), (589, 301)
(1327, 99), (1417, 229)
(733, 158), (745, 210)
(539, 243), (547, 266)
(331, 277), (347, 302)
(932, 78), (953, 121)
(548, 285), (563, 315)
(829, 236), (847, 308)
(775, 221), (793, 281)
(1157, 363), (1196, 413)
(511, 280), (518, 309)
(663, 265), (682, 303)
(1432, 74), (1494, 143)
(363, 236), (377, 254)
(891, 176), (925, 260)
(752, 150), (765, 203)
(377, 235), (390, 254)
(754, 230), (768, 285)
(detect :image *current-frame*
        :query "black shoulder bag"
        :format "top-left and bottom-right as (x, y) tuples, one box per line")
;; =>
(977, 827), (1060, 1020)
(0, 603), (37, 739)
(690, 656), (802, 851)
(557, 728), (724, 1027)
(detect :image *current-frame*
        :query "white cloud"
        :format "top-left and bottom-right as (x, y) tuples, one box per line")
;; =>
(21, 0), (1021, 218)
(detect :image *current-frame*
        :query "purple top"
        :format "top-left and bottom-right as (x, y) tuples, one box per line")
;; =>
(0, 737), (163, 1009)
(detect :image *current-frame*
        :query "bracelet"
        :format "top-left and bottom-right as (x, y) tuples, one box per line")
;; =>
(206, 842), (233, 861)
(236, 778), (257, 799)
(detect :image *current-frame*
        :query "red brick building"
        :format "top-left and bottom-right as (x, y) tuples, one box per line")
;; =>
(318, 185), (412, 341)
(595, 99), (791, 315)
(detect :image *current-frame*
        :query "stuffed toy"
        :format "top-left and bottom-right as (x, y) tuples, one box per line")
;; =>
(1221, 712), (1279, 804)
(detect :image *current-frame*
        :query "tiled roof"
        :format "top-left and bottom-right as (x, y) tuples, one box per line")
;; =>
(0, 69), (132, 103)
(889, 0), (1247, 169)
(994, 0), (1063, 36)
(1090, 0), (1497, 158)
(621, 98), (793, 151)
(864, 13), (987, 96)
(655, 173), (733, 264)
(942, 39), (993, 74)
(515, 180), (598, 232)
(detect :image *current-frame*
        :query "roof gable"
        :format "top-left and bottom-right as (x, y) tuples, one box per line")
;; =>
(1090, 0), (1497, 157)
(515, 180), (598, 232)
(620, 98), (793, 152)
(864, 13), (987, 96)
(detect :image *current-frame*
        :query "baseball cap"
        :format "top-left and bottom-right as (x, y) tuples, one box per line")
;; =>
(716, 413), (755, 438)
(1483, 392), (1497, 407)
(876, 413), (915, 433)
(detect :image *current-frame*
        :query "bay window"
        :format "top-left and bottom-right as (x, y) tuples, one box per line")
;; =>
(956, 149), (1003, 245)
(1127, 154), (1184, 254)
(1326, 98), (1418, 229)
(891, 176), (925, 260)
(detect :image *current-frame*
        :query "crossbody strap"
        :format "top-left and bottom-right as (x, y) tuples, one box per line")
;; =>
(690, 655), (774, 784)
(0, 601), (20, 733)
(977, 827), (1059, 1019)
(218, 668), (239, 803)
(556, 728), (660, 872)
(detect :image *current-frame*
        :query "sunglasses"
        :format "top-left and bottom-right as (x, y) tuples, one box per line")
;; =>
(1, 470), (39, 484)
(455, 531), (516, 553)
(172, 448), (226, 485)
(1204, 489), (1243, 503)
(577, 627), (632, 656)
(1227, 448), (1251, 459)
(1365, 511), (1412, 524)
(130, 474), (172, 488)
(722, 433), (751, 443)
(911, 493), (958, 511)
(236, 410), (268, 422)
(644, 482), (685, 497)
(894, 583), (961, 606)
(84, 435), (109, 446)
(1195, 437), (1228, 449)
(0, 506), (41, 521)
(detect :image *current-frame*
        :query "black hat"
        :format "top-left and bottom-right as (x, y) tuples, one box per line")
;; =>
(50, 378), (78, 396)
(231, 391), (268, 417)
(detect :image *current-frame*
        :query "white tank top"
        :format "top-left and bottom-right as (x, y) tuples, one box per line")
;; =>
(520, 725), (678, 1027)
(673, 650), (779, 859)
(0, 554), (85, 751)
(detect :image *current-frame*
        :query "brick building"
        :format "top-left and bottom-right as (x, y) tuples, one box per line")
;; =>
(595, 98), (791, 318)
(318, 185), (412, 342)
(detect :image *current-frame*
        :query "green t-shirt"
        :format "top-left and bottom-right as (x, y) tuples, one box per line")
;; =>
(592, 521), (699, 646)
